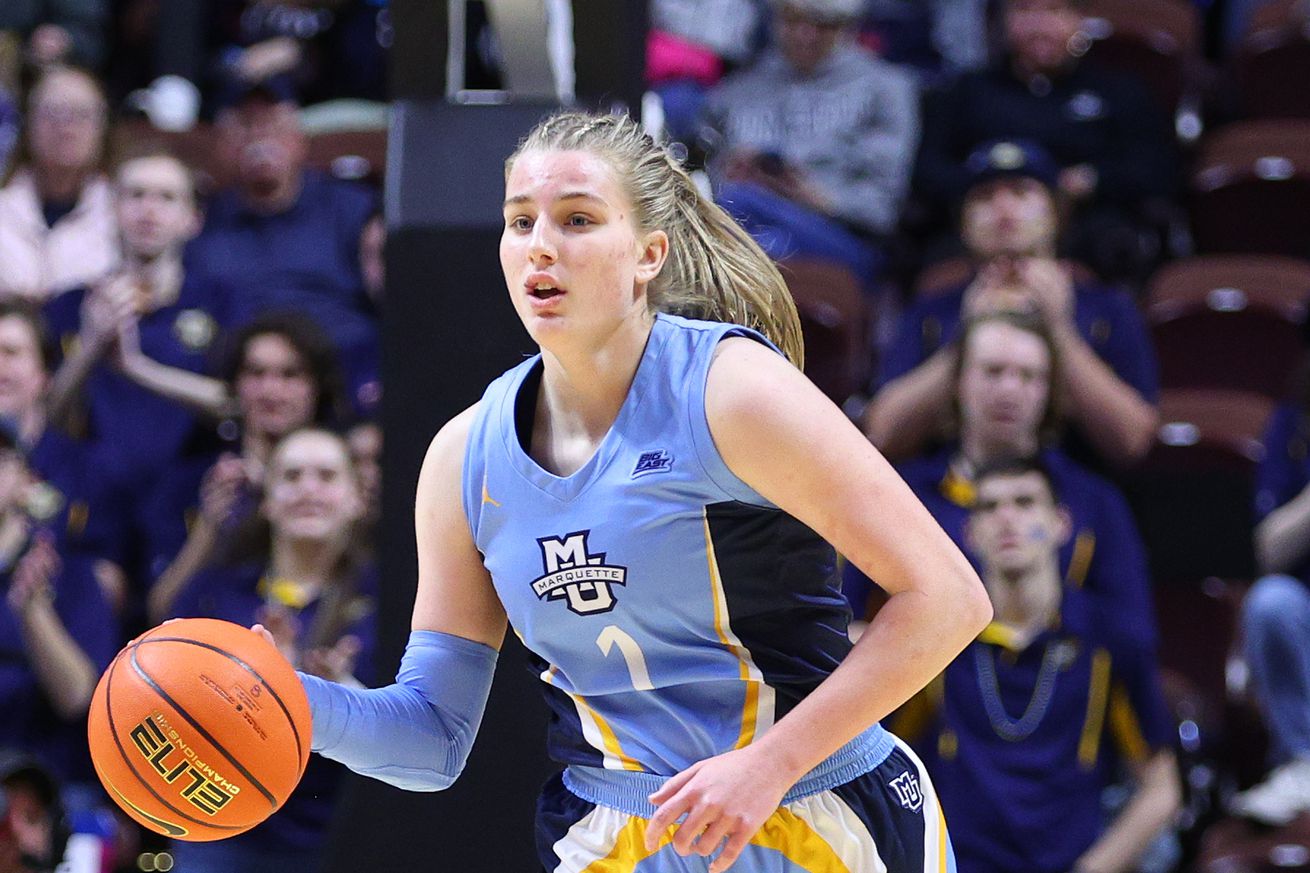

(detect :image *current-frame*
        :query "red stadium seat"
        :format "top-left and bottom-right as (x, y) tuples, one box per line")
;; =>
(779, 258), (871, 405)
(1196, 813), (1310, 872)
(1190, 120), (1310, 256)
(1146, 256), (1310, 397)
(1235, 0), (1310, 119)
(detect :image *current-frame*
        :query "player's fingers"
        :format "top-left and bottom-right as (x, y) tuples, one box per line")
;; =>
(643, 794), (690, 852)
(249, 624), (277, 648)
(708, 825), (751, 873)
(693, 814), (733, 858)
(670, 803), (718, 856)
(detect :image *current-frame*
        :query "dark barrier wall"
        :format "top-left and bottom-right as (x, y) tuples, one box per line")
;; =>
(324, 4), (645, 871)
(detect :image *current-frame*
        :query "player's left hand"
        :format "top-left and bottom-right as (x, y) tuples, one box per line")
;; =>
(645, 745), (792, 872)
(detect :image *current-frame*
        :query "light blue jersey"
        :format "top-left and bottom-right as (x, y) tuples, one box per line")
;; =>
(462, 313), (890, 777)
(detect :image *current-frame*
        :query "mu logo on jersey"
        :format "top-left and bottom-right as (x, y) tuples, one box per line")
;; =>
(889, 770), (924, 813)
(532, 530), (628, 615)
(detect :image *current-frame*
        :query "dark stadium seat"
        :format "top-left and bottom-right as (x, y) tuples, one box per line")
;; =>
(1235, 0), (1310, 119)
(1196, 813), (1310, 872)
(1146, 256), (1310, 397)
(1126, 390), (1271, 582)
(1190, 120), (1310, 256)
(779, 258), (871, 405)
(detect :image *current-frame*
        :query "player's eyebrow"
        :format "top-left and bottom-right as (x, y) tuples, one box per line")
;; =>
(503, 191), (608, 209)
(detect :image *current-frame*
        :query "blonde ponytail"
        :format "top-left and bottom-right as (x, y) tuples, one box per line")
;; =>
(507, 111), (805, 368)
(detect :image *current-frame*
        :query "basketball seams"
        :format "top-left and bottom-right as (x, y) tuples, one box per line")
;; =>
(134, 635), (309, 773)
(128, 641), (281, 809)
(102, 646), (246, 835)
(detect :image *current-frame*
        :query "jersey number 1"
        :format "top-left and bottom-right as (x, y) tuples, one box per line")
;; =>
(596, 625), (654, 691)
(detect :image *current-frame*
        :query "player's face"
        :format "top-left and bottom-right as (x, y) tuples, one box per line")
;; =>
(235, 334), (318, 441)
(1005, 0), (1083, 73)
(968, 472), (1068, 575)
(961, 177), (1057, 258)
(264, 431), (363, 542)
(115, 156), (200, 259)
(957, 322), (1050, 449)
(501, 149), (666, 349)
(0, 317), (47, 419)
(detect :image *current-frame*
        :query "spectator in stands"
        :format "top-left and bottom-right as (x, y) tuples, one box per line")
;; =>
(186, 72), (380, 415)
(0, 752), (69, 873)
(0, 66), (116, 302)
(866, 139), (1159, 468)
(1229, 369), (1310, 825)
(913, 0), (1177, 280)
(163, 427), (376, 873)
(0, 303), (128, 589)
(0, 2), (109, 71)
(0, 428), (119, 790)
(862, 0), (989, 82)
(43, 148), (248, 487)
(141, 313), (344, 614)
(701, 0), (919, 284)
(647, 0), (765, 142)
(846, 310), (1157, 648)
(345, 418), (379, 531)
(895, 456), (1178, 873)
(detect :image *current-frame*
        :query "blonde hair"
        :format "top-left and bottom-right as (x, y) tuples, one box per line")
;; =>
(506, 111), (805, 368)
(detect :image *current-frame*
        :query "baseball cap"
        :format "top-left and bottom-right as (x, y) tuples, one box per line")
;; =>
(214, 72), (299, 114)
(964, 139), (1061, 192)
(773, 0), (867, 24)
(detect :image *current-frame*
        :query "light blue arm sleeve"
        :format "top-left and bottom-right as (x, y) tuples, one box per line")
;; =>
(297, 629), (498, 792)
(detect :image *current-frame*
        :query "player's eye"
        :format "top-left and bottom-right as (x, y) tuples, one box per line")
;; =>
(508, 215), (533, 231)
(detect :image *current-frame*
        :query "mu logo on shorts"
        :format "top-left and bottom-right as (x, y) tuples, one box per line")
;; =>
(532, 530), (628, 615)
(889, 770), (924, 813)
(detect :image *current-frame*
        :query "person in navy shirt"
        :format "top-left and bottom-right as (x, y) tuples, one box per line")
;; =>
(43, 149), (249, 490)
(164, 428), (376, 873)
(0, 418), (119, 790)
(847, 310), (1156, 648)
(186, 74), (380, 418)
(867, 138), (1159, 469)
(912, 0), (1177, 280)
(142, 313), (346, 616)
(1228, 374), (1310, 824)
(896, 457), (1179, 873)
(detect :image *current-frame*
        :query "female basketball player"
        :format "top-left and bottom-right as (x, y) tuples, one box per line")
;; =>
(283, 111), (991, 872)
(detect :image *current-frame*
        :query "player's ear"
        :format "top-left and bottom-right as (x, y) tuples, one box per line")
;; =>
(634, 229), (669, 286)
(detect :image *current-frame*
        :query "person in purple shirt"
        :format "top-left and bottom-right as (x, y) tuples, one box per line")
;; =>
(867, 138), (1159, 470)
(162, 427), (376, 873)
(846, 310), (1157, 648)
(186, 73), (380, 418)
(43, 148), (250, 488)
(141, 313), (346, 618)
(894, 456), (1179, 873)
(0, 421), (119, 790)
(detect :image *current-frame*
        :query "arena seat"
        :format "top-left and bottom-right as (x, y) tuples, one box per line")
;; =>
(1146, 256), (1310, 397)
(1190, 120), (1310, 256)
(779, 258), (871, 405)
(1235, 0), (1310, 119)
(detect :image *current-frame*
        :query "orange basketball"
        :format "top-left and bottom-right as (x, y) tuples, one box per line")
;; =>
(86, 618), (312, 842)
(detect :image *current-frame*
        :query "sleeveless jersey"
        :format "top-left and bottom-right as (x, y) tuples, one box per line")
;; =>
(462, 313), (882, 775)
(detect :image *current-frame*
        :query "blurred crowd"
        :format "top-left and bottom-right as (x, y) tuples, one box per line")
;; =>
(3, 0), (1310, 872)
